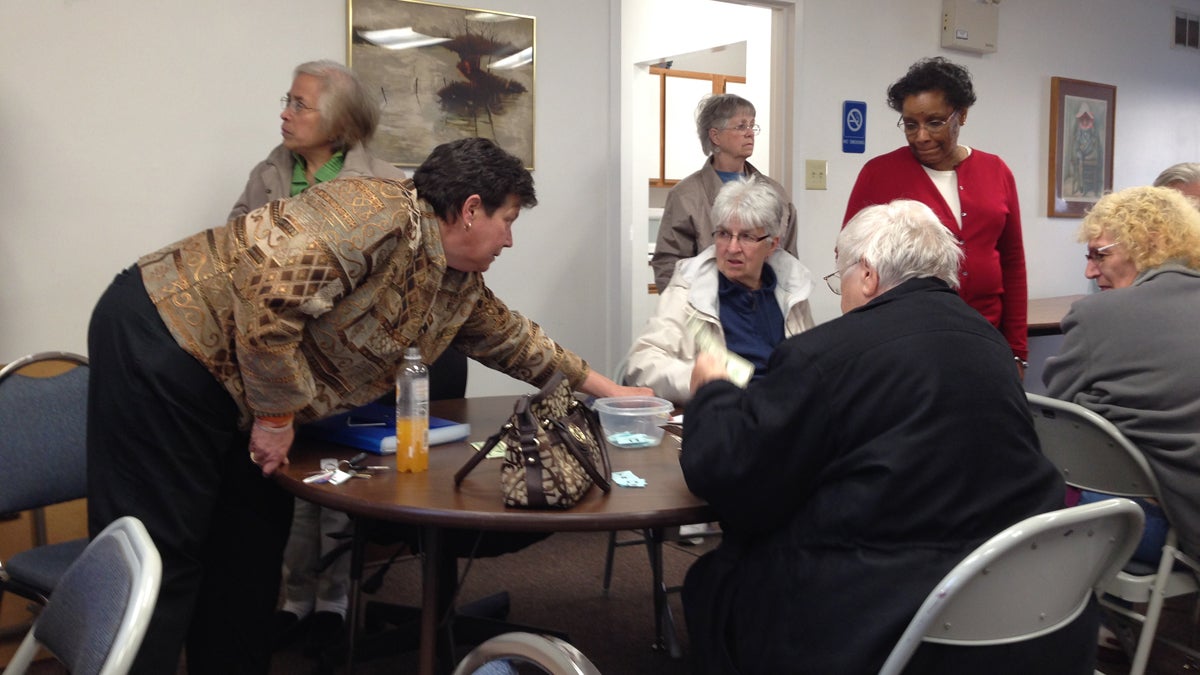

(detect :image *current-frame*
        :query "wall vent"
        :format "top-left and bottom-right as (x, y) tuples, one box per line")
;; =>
(1175, 9), (1200, 50)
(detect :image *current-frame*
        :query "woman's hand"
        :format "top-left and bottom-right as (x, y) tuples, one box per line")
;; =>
(690, 352), (730, 394)
(249, 421), (294, 476)
(580, 370), (653, 398)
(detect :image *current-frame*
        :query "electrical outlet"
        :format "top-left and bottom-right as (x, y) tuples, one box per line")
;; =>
(805, 159), (827, 190)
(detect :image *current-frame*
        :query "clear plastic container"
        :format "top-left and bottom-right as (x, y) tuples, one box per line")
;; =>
(592, 396), (673, 448)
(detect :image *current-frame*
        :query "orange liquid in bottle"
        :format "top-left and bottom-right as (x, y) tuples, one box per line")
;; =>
(395, 416), (429, 472)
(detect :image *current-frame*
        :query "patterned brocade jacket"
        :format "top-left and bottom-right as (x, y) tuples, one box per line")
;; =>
(137, 177), (588, 426)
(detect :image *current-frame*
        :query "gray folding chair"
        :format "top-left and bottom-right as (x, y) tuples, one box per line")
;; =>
(5, 515), (162, 675)
(878, 499), (1144, 675)
(1027, 392), (1200, 674)
(0, 352), (90, 631)
(451, 631), (602, 675)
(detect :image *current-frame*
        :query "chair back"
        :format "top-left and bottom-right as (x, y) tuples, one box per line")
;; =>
(1026, 393), (1160, 498)
(877, 499), (1144, 675)
(4, 516), (162, 675)
(0, 352), (90, 513)
(451, 631), (602, 675)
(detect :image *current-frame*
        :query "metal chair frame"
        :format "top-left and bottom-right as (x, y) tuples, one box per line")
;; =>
(5, 515), (162, 675)
(1027, 392), (1200, 674)
(0, 351), (90, 637)
(878, 499), (1145, 675)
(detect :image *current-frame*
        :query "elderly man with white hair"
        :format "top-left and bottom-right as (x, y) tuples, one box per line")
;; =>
(678, 200), (1092, 674)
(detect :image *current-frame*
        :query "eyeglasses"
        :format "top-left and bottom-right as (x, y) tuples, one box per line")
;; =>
(722, 123), (761, 136)
(714, 229), (771, 245)
(1084, 241), (1120, 262)
(824, 259), (862, 295)
(897, 110), (959, 136)
(280, 95), (317, 115)
(823, 270), (843, 295)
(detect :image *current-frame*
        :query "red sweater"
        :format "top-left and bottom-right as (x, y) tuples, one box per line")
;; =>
(844, 146), (1028, 359)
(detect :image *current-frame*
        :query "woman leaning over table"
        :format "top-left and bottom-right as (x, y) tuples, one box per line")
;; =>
(86, 137), (648, 675)
(626, 176), (814, 405)
(650, 93), (798, 291)
(1043, 186), (1200, 562)
(844, 56), (1028, 375)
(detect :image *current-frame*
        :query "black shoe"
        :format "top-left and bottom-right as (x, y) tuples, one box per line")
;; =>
(272, 610), (309, 651)
(303, 611), (346, 658)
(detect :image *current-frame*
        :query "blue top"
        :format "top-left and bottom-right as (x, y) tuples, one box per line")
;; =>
(715, 169), (744, 183)
(718, 264), (784, 381)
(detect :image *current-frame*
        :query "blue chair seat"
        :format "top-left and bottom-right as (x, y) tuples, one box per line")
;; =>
(6, 538), (89, 600)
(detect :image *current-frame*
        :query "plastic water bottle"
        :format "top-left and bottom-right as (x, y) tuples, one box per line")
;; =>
(395, 347), (429, 472)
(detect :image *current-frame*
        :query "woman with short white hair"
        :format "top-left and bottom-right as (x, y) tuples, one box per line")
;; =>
(626, 176), (814, 404)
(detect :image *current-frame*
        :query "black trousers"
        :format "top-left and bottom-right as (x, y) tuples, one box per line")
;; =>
(87, 266), (293, 675)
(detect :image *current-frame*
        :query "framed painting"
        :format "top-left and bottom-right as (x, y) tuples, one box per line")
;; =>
(1047, 77), (1116, 218)
(348, 0), (535, 168)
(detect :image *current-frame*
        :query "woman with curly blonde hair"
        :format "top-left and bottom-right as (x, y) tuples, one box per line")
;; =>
(1076, 185), (1200, 289)
(1045, 185), (1200, 571)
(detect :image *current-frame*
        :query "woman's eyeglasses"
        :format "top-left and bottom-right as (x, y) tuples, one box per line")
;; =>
(280, 95), (317, 114)
(722, 123), (761, 136)
(1084, 241), (1120, 262)
(714, 229), (771, 245)
(897, 111), (959, 136)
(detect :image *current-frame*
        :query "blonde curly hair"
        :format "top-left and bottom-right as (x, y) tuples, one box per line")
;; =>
(1079, 186), (1200, 271)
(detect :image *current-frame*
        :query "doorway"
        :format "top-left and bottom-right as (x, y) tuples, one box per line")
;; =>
(618, 0), (795, 361)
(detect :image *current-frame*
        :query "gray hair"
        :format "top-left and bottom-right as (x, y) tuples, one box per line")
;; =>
(838, 200), (963, 291)
(710, 176), (784, 237)
(695, 93), (756, 155)
(293, 60), (380, 150)
(1153, 162), (1200, 189)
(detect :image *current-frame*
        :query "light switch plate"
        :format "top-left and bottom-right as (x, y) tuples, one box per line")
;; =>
(805, 159), (828, 190)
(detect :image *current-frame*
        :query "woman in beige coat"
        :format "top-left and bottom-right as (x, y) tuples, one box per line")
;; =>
(628, 176), (814, 405)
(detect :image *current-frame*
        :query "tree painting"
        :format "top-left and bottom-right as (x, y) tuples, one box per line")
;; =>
(350, 0), (535, 167)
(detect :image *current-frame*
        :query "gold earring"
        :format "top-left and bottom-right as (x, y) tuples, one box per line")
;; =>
(465, 220), (473, 231)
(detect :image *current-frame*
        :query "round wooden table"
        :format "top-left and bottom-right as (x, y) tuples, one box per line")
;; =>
(275, 396), (712, 674)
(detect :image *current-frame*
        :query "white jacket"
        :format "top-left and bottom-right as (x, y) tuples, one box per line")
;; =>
(625, 246), (815, 404)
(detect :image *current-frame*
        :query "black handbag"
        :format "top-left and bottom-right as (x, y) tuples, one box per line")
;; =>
(454, 372), (611, 508)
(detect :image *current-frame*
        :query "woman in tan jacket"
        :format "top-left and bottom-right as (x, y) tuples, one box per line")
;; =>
(86, 137), (646, 674)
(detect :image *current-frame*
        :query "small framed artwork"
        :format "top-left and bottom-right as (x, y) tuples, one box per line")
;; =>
(1047, 77), (1116, 218)
(348, 0), (536, 168)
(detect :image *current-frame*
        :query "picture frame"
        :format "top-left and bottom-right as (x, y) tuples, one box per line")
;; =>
(347, 0), (536, 168)
(1047, 77), (1116, 218)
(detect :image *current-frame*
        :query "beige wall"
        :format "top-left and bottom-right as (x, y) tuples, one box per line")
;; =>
(3, 0), (1200, 386)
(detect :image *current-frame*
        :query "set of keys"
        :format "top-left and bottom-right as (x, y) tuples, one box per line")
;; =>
(303, 452), (390, 485)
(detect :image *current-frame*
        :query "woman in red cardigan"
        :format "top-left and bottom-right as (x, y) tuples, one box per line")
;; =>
(844, 57), (1028, 375)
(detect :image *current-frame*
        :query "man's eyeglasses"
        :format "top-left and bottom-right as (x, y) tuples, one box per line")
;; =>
(1085, 241), (1120, 262)
(714, 229), (771, 245)
(897, 110), (959, 136)
(280, 95), (317, 115)
(722, 123), (761, 136)
(823, 270), (843, 295)
(824, 259), (862, 295)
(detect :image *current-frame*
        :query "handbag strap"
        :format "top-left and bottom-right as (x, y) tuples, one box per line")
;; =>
(454, 428), (504, 487)
(549, 412), (612, 493)
(513, 395), (550, 508)
(582, 405), (613, 486)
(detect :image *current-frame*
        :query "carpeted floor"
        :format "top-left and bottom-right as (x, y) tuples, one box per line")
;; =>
(270, 529), (715, 674)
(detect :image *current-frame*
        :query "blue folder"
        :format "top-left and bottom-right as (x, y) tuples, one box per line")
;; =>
(299, 402), (471, 455)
